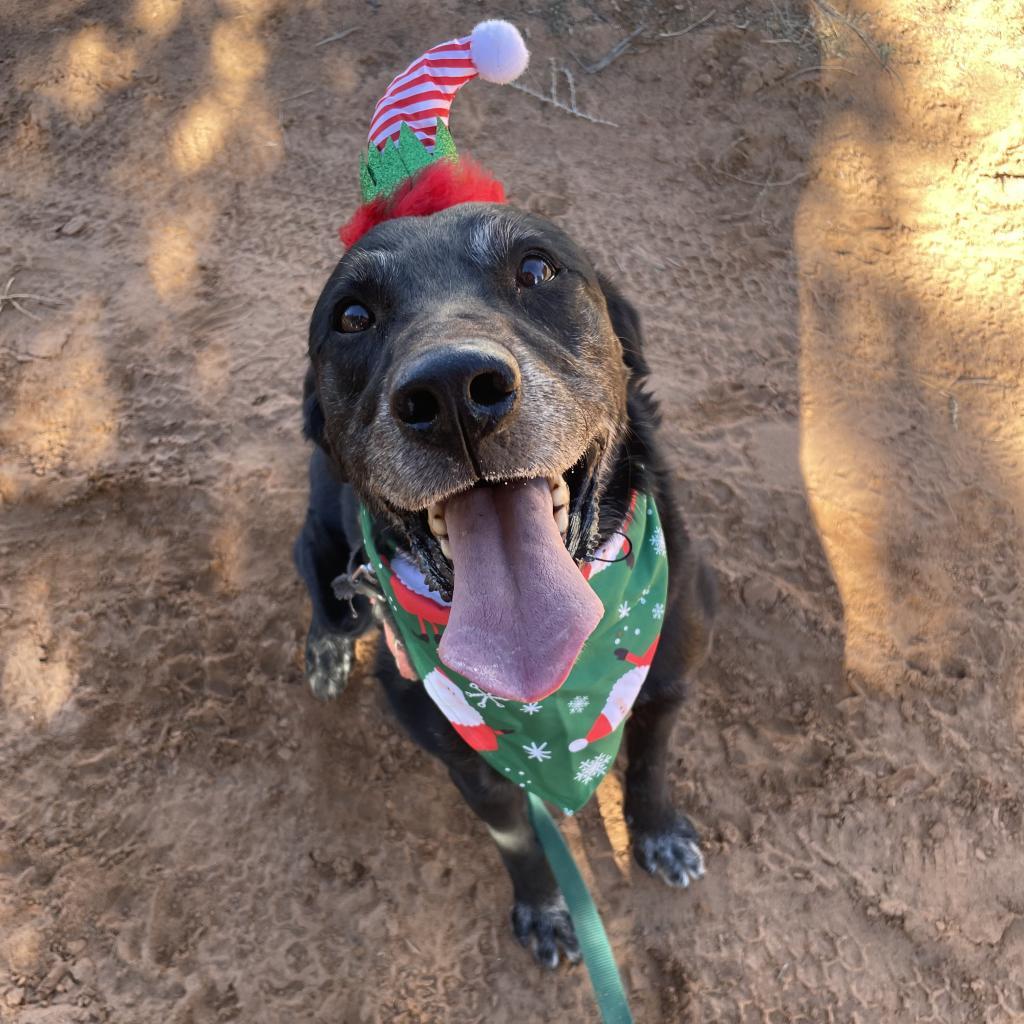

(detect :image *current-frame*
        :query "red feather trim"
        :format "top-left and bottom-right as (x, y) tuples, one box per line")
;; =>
(339, 158), (506, 247)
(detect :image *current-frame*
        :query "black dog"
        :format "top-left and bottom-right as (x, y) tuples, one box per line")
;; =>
(294, 202), (715, 968)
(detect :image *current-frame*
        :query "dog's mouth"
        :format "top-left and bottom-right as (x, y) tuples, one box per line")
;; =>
(426, 475), (571, 559)
(401, 442), (607, 703)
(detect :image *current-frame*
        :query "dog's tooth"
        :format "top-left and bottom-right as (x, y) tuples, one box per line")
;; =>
(550, 477), (569, 511)
(554, 505), (569, 536)
(428, 502), (447, 539)
(438, 535), (452, 560)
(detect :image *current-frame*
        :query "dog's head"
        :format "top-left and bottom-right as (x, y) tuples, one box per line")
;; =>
(307, 201), (647, 700)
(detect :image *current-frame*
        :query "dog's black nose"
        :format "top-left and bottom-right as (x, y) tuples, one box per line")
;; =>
(390, 343), (521, 451)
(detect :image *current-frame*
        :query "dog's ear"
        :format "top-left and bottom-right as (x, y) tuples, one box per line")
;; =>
(303, 360), (344, 460)
(302, 365), (329, 450)
(303, 367), (350, 481)
(598, 273), (650, 378)
(599, 273), (661, 433)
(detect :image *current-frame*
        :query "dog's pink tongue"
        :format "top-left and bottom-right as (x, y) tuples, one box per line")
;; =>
(438, 478), (603, 702)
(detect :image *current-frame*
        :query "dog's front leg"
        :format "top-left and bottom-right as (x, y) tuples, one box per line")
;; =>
(448, 757), (580, 969)
(294, 451), (374, 699)
(623, 693), (706, 888)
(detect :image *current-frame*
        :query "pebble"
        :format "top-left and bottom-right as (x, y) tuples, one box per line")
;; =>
(719, 822), (742, 847)
(4, 987), (25, 1007)
(59, 215), (88, 237)
(741, 577), (782, 610)
(17, 325), (70, 360)
(38, 960), (67, 996)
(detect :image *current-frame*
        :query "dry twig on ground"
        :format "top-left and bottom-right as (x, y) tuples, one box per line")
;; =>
(659, 11), (716, 37)
(314, 27), (359, 49)
(509, 60), (619, 127)
(0, 273), (60, 321)
(809, 0), (899, 77)
(571, 23), (647, 74)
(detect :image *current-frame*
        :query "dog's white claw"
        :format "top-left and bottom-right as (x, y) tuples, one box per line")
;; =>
(685, 840), (706, 880)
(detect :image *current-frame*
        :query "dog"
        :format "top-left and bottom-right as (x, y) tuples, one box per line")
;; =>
(293, 200), (715, 968)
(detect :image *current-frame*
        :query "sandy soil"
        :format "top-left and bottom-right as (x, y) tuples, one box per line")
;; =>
(2, 0), (1022, 1021)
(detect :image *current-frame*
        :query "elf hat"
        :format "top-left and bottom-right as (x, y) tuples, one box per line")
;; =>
(340, 20), (530, 247)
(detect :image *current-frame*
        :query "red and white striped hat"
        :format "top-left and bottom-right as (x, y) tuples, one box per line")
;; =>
(368, 20), (529, 152)
(342, 19), (531, 239)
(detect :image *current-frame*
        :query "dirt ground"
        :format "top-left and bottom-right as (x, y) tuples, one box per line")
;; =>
(2, 0), (1022, 1021)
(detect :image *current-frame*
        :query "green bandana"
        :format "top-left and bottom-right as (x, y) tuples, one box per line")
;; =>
(359, 492), (668, 813)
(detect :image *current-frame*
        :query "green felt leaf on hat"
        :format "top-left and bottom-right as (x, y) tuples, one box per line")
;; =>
(376, 141), (407, 197)
(359, 119), (462, 203)
(360, 146), (380, 202)
(359, 150), (375, 204)
(433, 120), (458, 159)
(397, 123), (434, 174)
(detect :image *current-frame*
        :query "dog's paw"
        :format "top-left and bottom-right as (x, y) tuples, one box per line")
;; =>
(632, 817), (706, 888)
(511, 896), (581, 970)
(305, 628), (354, 700)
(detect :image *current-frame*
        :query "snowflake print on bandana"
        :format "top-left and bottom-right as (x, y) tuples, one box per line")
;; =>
(651, 526), (666, 556)
(520, 702), (543, 715)
(652, 602), (665, 620)
(574, 752), (613, 784)
(617, 601), (630, 620)
(466, 682), (506, 709)
(567, 695), (590, 714)
(523, 741), (552, 762)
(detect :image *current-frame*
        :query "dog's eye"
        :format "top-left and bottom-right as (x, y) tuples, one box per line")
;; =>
(517, 254), (556, 288)
(334, 302), (374, 333)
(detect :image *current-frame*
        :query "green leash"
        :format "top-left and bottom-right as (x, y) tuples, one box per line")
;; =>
(527, 793), (634, 1024)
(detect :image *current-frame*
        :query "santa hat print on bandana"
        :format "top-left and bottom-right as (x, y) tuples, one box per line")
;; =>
(340, 20), (530, 246)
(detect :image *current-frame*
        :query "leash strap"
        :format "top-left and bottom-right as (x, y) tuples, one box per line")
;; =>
(526, 793), (634, 1024)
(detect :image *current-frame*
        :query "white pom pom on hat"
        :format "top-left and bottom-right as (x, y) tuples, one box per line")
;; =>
(470, 19), (530, 84)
